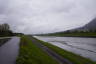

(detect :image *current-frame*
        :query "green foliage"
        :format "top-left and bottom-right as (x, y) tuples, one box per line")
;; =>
(42, 32), (96, 37)
(16, 36), (58, 64)
(37, 29), (96, 37)
(0, 23), (13, 37)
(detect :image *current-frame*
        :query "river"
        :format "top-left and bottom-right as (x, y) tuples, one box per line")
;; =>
(34, 36), (96, 61)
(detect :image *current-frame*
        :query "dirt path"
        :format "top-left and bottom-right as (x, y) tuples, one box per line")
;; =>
(29, 37), (73, 64)
(0, 37), (20, 64)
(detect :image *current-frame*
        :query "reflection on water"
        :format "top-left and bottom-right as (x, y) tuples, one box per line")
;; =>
(34, 36), (96, 61)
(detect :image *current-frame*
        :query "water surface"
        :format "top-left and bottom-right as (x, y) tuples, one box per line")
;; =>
(34, 36), (96, 61)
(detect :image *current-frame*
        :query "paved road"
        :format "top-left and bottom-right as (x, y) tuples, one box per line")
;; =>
(0, 37), (20, 64)
(0, 37), (12, 39)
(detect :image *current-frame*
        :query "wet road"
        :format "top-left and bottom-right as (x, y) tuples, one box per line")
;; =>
(0, 37), (20, 64)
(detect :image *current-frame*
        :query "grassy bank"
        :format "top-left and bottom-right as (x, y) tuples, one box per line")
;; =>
(0, 38), (11, 46)
(58, 32), (96, 37)
(16, 36), (58, 64)
(33, 37), (96, 64)
(40, 32), (96, 37)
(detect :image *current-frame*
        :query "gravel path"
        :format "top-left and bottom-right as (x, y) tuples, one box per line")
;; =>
(30, 37), (73, 64)
(0, 37), (20, 64)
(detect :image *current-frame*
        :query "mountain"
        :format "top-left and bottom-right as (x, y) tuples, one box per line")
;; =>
(70, 18), (96, 32)
(83, 18), (96, 30)
(36, 18), (96, 36)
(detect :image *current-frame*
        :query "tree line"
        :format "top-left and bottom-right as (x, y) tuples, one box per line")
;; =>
(0, 23), (13, 36)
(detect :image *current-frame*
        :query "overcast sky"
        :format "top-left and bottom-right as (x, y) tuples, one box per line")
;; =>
(0, 0), (96, 34)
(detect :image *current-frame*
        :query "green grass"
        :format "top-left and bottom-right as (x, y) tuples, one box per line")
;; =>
(60, 32), (96, 37)
(34, 38), (96, 64)
(40, 32), (96, 37)
(16, 36), (58, 64)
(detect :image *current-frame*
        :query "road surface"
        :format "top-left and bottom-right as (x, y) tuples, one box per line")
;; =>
(0, 37), (20, 64)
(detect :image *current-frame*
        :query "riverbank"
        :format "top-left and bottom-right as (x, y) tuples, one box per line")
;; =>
(16, 36), (58, 64)
(17, 35), (96, 64)
(36, 38), (96, 64)
(39, 32), (96, 38)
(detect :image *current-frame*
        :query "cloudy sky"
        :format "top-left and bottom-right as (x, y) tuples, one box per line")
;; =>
(0, 0), (96, 34)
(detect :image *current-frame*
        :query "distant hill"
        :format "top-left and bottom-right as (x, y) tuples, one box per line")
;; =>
(36, 18), (96, 36)
(70, 18), (96, 32)
(83, 18), (96, 30)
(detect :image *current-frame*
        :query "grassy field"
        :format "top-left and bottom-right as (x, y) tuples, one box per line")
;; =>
(59, 32), (96, 37)
(40, 32), (96, 37)
(0, 38), (11, 46)
(16, 36), (58, 64)
(34, 37), (96, 64)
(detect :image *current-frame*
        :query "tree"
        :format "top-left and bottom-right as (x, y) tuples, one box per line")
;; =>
(0, 23), (13, 36)
(2, 23), (10, 31)
(0, 24), (2, 32)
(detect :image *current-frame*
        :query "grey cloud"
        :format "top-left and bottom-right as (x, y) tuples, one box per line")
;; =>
(0, 0), (96, 34)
